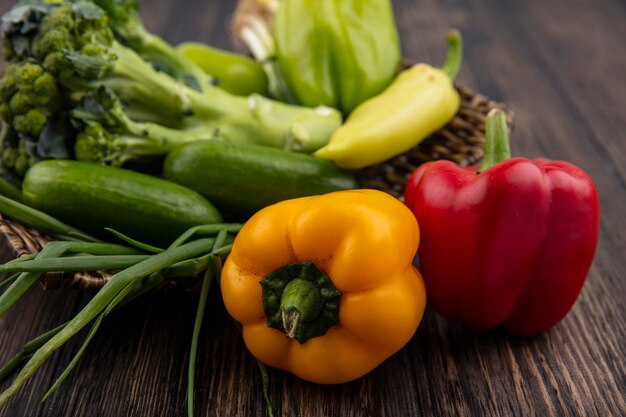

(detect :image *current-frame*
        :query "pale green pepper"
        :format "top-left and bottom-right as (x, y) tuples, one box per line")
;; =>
(274, 0), (401, 114)
(314, 31), (463, 169)
(177, 42), (269, 96)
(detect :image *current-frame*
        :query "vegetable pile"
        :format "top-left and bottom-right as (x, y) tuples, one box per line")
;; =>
(0, 0), (341, 177)
(0, 0), (599, 416)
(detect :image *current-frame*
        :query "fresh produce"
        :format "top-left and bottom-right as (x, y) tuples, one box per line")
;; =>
(177, 42), (268, 96)
(0, 192), (262, 416)
(70, 87), (215, 166)
(0, 193), (100, 243)
(0, 1), (341, 176)
(164, 141), (358, 215)
(0, 221), (242, 414)
(0, 0), (576, 415)
(221, 190), (426, 384)
(0, 176), (22, 202)
(274, 0), (401, 114)
(315, 31), (462, 169)
(88, 0), (216, 91)
(404, 110), (599, 335)
(23, 160), (222, 245)
(230, 0), (295, 103)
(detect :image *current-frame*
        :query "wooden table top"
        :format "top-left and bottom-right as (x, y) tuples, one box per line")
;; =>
(0, 0), (624, 416)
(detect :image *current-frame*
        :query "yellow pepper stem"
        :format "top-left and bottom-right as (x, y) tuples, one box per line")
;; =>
(280, 279), (322, 338)
(441, 29), (463, 81)
(260, 262), (341, 344)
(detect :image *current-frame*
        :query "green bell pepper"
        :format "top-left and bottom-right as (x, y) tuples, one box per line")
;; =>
(274, 0), (401, 114)
(177, 42), (269, 96)
(315, 31), (463, 169)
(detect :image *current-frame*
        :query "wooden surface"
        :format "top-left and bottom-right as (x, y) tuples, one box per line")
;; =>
(1, 0), (625, 416)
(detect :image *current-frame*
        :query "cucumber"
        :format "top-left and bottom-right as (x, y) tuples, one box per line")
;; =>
(23, 161), (222, 245)
(164, 141), (358, 215)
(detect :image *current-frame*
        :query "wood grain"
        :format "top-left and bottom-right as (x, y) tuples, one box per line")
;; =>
(0, 0), (624, 416)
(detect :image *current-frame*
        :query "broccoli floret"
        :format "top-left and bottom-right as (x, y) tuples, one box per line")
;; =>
(13, 109), (46, 136)
(0, 61), (58, 138)
(0, 60), (70, 175)
(0, 121), (39, 177)
(0, 62), (57, 122)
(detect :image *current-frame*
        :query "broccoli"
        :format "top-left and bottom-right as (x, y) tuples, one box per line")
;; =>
(0, 60), (75, 176)
(0, 62), (57, 137)
(0, 1), (341, 172)
(72, 87), (214, 165)
(89, 0), (215, 91)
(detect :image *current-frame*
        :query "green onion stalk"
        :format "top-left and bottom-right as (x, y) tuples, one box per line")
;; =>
(0, 199), (275, 416)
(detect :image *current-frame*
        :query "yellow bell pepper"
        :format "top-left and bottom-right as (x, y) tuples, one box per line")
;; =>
(221, 189), (426, 384)
(314, 31), (463, 169)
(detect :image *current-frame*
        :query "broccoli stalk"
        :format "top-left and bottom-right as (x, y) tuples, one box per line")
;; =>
(61, 28), (340, 152)
(89, 0), (215, 92)
(72, 87), (215, 165)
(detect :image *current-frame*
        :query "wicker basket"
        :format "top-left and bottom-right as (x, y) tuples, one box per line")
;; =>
(0, 1), (513, 290)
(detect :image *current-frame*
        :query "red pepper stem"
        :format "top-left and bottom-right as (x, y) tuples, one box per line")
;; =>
(441, 30), (463, 81)
(478, 110), (511, 172)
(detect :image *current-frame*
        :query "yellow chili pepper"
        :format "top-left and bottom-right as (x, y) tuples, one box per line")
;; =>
(221, 190), (426, 384)
(314, 30), (463, 169)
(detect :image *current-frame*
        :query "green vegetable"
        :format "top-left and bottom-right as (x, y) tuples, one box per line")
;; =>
(187, 232), (225, 417)
(22, 160), (222, 245)
(0, 322), (66, 382)
(0, 1), (341, 174)
(0, 240), (142, 317)
(274, 0), (401, 114)
(315, 31), (463, 169)
(0, 237), (217, 407)
(164, 141), (358, 215)
(89, 0), (215, 91)
(71, 87), (214, 166)
(0, 176), (22, 202)
(0, 219), (240, 408)
(231, 1), (295, 104)
(177, 42), (268, 96)
(0, 254), (150, 274)
(0, 194), (100, 242)
(0, 60), (73, 177)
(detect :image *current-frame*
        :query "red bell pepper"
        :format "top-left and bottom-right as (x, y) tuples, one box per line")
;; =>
(404, 110), (599, 335)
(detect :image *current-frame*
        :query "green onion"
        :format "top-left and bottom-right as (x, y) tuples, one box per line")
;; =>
(0, 195), (100, 242)
(257, 360), (275, 417)
(0, 241), (146, 317)
(187, 265), (214, 417)
(0, 244), (70, 317)
(187, 230), (227, 417)
(0, 255), (150, 273)
(0, 178), (22, 203)
(0, 323), (67, 383)
(105, 228), (164, 253)
(0, 222), (243, 407)
(169, 224), (242, 249)
(0, 273), (20, 291)
(0, 238), (215, 407)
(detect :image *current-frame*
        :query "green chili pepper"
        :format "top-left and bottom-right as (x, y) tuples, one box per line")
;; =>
(177, 42), (269, 96)
(274, 0), (401, 114)
(314, 30), (463, 169)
